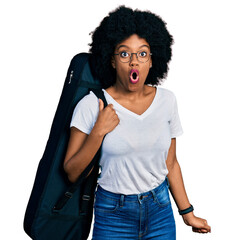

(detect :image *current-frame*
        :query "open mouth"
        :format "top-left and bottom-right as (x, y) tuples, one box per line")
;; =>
(129, 69), (139, 84)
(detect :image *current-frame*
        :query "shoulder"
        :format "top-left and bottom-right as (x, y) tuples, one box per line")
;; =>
(157, 87), (175, 97)
(157, 87), (176, 102)
(70, 91), (100, 134)
(80, 91), (99, 104)
(73, 91), (99, 113)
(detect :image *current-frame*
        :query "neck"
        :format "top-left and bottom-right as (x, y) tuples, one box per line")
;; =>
(112, 82), (147, 100)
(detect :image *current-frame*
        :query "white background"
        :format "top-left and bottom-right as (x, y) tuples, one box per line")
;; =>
(1, 0), (233, 239)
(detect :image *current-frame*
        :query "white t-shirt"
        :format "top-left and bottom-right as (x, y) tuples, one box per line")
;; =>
(70, 87), (183, 194)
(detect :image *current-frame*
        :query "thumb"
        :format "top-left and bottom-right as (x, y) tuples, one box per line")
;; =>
(99, 98), (104, 112)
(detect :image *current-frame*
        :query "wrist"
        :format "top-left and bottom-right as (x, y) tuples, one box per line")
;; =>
(182, 211), (195, 225)
(90, 124), (105, 138)
(178, 204), (194, 215)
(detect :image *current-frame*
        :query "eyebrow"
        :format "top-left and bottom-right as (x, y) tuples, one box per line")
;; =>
(117, 44), (150, 50)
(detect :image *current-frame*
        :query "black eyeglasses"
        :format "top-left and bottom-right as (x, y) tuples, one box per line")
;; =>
(114, 50), (152, 63)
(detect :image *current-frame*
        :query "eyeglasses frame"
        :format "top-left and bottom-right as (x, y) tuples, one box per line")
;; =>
(114, 51), (152, 63)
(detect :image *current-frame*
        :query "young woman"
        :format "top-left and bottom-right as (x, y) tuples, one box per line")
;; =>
(64, 6), (211, 239)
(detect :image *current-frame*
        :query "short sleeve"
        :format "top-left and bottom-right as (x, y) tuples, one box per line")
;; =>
(169, 94), (183, 138)
(70, 92), (99, 134)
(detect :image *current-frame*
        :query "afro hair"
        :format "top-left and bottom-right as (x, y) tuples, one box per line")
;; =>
(89, 6), (174, 88)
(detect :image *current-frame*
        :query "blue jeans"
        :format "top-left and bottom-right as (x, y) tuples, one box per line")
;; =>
(92, 178), (176, 239)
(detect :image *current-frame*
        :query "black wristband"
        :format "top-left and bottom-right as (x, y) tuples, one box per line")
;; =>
(179, 204), (194, 215)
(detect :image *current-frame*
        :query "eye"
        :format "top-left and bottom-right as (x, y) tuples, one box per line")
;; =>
(139, 51), (147, 58)
(120, 51), (129, 58)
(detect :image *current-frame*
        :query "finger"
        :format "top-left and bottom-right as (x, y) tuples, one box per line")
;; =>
(192, 227), (199, 233)
(204, 224), (211, 233)
(107, 103), (114, 109)
(202, 220), (211, 233)
(113, 114), (120, 123)
(192, 227), (211, 234)
(193, 228), (203, 234)
(99, 99), (104, 112)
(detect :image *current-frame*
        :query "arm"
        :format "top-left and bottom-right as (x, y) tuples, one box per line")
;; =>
(166, 138), (211, 233)
(64, 99), (119, 183)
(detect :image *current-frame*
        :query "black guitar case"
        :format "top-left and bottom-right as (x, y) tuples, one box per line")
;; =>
(24, 53), (107, 240)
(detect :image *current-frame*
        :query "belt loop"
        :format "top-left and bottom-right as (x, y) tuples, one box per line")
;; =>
(120, 195), (124, 207)
(138, 195), (143, 204)
(151, 190), (157, 202)
(166, 177), (170, 188)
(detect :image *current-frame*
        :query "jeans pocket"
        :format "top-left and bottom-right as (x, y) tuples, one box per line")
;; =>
(94, 192), (119, 213)
(154, 185), (171, 207)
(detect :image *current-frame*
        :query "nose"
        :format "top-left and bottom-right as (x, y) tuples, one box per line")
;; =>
(129, 53), (138, 66)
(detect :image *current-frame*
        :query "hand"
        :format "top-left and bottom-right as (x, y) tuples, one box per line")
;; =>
(182, 212), (211, 233)
(92, 99), (120, 136)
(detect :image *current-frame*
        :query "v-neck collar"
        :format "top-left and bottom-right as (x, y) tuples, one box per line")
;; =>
(103, 87), (159, 120)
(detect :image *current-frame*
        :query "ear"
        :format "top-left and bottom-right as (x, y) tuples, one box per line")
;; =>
(111, 56), (116, 69)
(149, 58), (152, 68)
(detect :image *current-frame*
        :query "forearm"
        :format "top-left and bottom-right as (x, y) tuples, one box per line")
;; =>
(167, 159), (191, 211)
(166, 139), (211, 233)
(64, 100), (120, 183)
(64, 128), (104, 182)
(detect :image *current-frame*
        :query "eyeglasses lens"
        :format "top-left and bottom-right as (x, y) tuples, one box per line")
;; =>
(119, 51), (151, 63)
